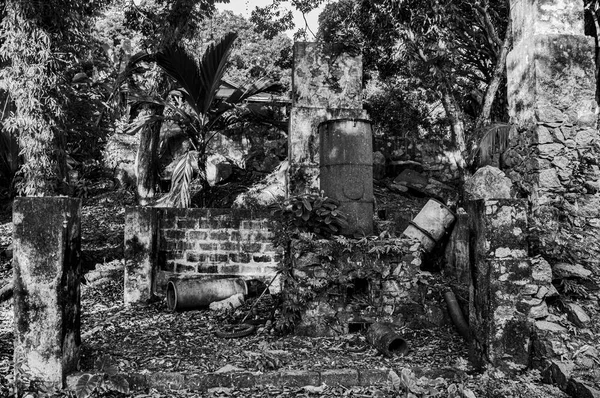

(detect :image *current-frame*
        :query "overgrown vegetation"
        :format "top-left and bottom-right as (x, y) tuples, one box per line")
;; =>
(269, 193), (418, 333)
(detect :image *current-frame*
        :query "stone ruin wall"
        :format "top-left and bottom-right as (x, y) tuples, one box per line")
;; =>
(504, 0), (600, 268)
(454, 0), (600, 382)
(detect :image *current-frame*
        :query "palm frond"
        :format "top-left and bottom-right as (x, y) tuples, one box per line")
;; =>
(156, 45), (203, 117)
(225, 77), (284, 104)
(472, 122), (514, 167)
(125, 113), (164, 136)
(197, 32), (238, 116)
(156, 151), (196, 208)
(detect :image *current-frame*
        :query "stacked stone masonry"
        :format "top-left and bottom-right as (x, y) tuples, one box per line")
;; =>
(156, 208), (281, 293)
(467, 199), (554, 371)
(290, 238), (439, 336)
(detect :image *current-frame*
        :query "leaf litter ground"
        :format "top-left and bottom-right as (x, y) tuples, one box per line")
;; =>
(0, 187), (570, 397)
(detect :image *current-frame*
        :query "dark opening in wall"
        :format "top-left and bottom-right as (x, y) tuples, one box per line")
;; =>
(347, 278), (369, 301)
(348, 321), (370, 333)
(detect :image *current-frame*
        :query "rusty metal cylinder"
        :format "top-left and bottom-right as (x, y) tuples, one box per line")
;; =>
(319, 118), (373, 236)
(366, 322), (409, 357)
(402, 198), (456, 252)
(166, 277), (247, 311)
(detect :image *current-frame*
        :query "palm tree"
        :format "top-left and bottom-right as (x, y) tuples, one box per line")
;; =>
(129, 32), (283, 207)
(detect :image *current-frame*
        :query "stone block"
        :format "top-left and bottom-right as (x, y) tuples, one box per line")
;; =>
(358, 369), (388, 386)
(510, 0), (585, 45)
(468, 199), (529, 261)
(320, 369), (359, 386)
(564, 302), (591, 327)
(553, 262), (592, 279)
(125, 207), (158, 304)
(278, 370), (321, 387)
(147, 372), (185, 391)
(470, 257), (544, 371)
(13, 197), (82, 389)
(463, 166), (513, 200)
(542, 360), (574, 391)
(508, 34), (597, 126)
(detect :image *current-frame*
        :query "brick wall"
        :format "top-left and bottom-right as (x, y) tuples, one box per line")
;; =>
(125, 207), (282, 300)
(154, 208), (281, 293)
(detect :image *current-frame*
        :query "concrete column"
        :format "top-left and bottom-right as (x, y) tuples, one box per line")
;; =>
(13, 197), (81, 389)
(288, 43), (367, 194)
(124, 206), (158, 305)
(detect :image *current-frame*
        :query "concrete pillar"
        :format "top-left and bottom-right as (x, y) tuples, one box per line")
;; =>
(288, 43), (367, 194)
(124, 206), (158, 305)
(13, 197), (81, 389)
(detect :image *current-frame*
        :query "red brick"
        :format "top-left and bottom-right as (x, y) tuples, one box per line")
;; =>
(210, 253), (229, 263)
(241, 243), (262, 252)
(188, 230), (209, 240)
(176, 219), (197, 229)
(229, 253), (251, 263)
(252, 254), (273, 263)
(197, 264), (219, 273)
(175, 262), (196, 273)
(219, 264), (240, 274)
(209, 231), (229, 240)
(229, 230), (241, 241)
(198, 243), (218, 251)
(165, 229), (186, 240)
(186, 252), (207, 262)
(220, 241), (240, 251)
(165, 250), (183, 260)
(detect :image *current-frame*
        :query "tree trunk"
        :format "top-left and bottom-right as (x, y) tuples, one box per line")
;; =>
(136, 105), (162, 205)
(134, 1), (201, 205)
(439, 80), (468, 172)
(475, 16), (512, 129)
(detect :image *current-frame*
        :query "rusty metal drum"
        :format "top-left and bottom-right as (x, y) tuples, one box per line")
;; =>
(402, 198), (456, 252)
(319, 118), (374, 235)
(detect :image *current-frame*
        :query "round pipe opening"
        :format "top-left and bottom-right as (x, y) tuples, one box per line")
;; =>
(166, 280), (177, 311)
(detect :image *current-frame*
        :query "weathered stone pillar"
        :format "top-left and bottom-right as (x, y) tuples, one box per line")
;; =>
(505, 0), (600, 201)
(289, 43), (368, 194)
(124, 206), (158, 305)
(13, 197), (81, 389)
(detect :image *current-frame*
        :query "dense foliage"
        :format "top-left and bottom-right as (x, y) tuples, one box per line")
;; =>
(0, 0), (110, 195)
(316, 0), (511, 166)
